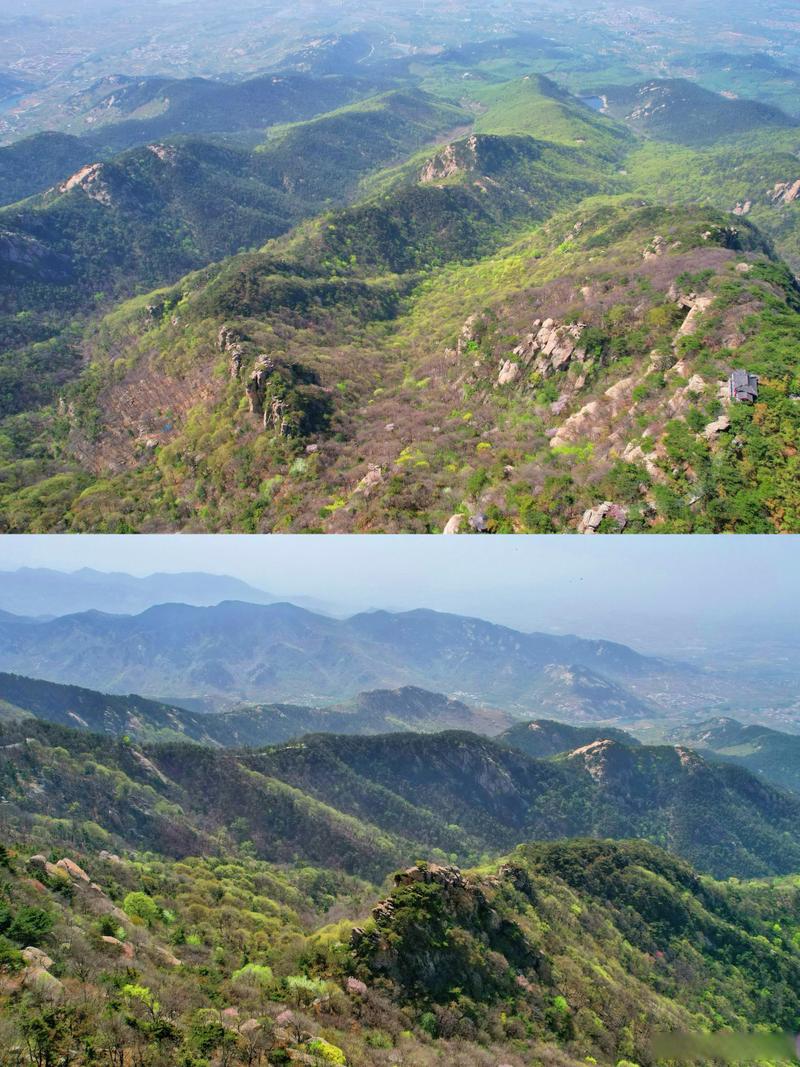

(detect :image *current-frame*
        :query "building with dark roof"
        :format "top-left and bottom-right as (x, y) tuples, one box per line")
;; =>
(729, 370), (759, 403)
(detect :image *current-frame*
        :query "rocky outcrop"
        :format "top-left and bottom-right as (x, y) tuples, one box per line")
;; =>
(643, 234), (667, 259)
(676, 294), (713, 337)
(549, 399), (599, 449)
(497, 360), (521, 386)
(702, 414), (731, 440)
(442, 514), (463, 534)
(456, 313), (485, 357)
(56, 857), (90, 882)
(59, 163), (113, 205)
(512, 319), (587, 379)
(0, 230), (72, 282)
(420, 141), (466, 183)
(351, 862), (543, 1003)
(353, 465), (382, 496)
(218, 324), (247, 379)
(769, 179), (800, 205)
(22, 946), (54, 969)
(246, 357), (275, 415)
(577, 501), (628, 534)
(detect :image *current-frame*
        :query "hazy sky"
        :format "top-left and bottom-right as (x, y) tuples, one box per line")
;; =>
(1, 535), (797, 653)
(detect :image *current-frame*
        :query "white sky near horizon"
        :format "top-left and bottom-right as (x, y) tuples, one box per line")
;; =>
(0, 535), (797, 652)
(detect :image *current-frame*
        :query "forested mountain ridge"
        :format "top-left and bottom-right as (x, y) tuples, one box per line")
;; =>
(1, 831), (800, 1065)
(0, 601), (710, 711)
(0, 672), (515, 743)
(1, 47), (800, 532)
(670, 716), (800, 795)
(2, 715), (799, 880)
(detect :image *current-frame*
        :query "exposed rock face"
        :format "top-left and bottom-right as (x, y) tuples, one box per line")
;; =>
(549, 399), (599, 449)
(218, 325), (247, 379)
(22, 966), (64, 998)
(443, 514), (463, 534)
(354, 464), (382, 496)
(676, 294), (713, 337)
(733, 200), (752, 216)
(643, 234), (667, 259)
(703, 414), (731, 439)
(59, 163), (113, 205)
(246, 358), (274, 415)
(0, 230), (72, 282)
(456, 313), (484, 357)
(351, 862), (543, 1002)
(147, 143), (178, 165)
(395, 862), (467, 890)
(769, 179), (800, 205)
(56, 857), (90, 882)
(577, 501), (628, 534)
(27, 854), (67, 881)
(497, 360), (521, 385)
(420, 141), (465, 183)
(22, 947), (54, 969)
(101, 935), (134, 959)
(512, 319), (587, 378)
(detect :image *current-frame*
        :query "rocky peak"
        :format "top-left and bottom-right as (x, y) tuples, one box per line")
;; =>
(419, 135), (481, 184)
(60, 163), (113, 206)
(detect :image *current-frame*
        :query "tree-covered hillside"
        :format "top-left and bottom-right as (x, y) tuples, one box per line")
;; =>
(1, 812), (800, 1063)
(3, 717), (800, 881)
(1, 49), (800, 533)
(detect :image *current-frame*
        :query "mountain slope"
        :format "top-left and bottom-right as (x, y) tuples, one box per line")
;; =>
(0, 671), (513, 744)
(3, 716), (800, 880)
(0, 131), (92, 206)
(61, 71), (375, 150)
(0, 566), (281, 617)
(670, 716), (800, 794)
(8, 191), (798, 535)
(2, 832), (799, 1066)
(600, 78), (797, 145)
(0, 671), (211, 739)
(0, 89), (467, 422)
(348, 841), (800, 1062)
(253, 730), (800, 878)
(0, 601), (692, 709)
(499, 718), (640, 757)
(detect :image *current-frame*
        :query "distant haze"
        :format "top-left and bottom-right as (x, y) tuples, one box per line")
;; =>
(0, 535), (797, 659)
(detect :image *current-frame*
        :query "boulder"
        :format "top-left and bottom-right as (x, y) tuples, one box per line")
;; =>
(677, 294), (713, 337)
(56, 858), (90, 882)
(456, 312), (484, 357)
(23, 967), (64, 998)
(156, 947), (182, 967)
(702, 414), (731, 440)
(101, 935), (134, 959)
(577, 501), (627, 534)
(497, 360), (521, 385)
(354, 465), (382, 496)
(443, 514), (463, 535)
(22, 947), (54, 970)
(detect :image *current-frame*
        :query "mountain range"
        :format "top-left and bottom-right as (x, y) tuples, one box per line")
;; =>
(0, 600), (702, 712)
(669, 716), (800, 795)
(0, 672), (514, 743)
(2, 709), (799, 881)
(3, 52), (800, 534)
